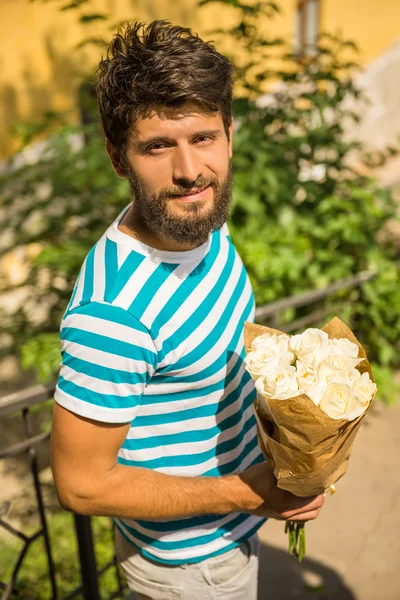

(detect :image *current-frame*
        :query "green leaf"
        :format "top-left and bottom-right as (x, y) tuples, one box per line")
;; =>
(370, 363), (400, 405)
(79, 13), (108, 24)
(21, 334), (61, 383)
(60, 0), (89, 10)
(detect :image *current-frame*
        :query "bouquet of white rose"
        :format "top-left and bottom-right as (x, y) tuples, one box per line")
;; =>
(244, 317), (377, 560)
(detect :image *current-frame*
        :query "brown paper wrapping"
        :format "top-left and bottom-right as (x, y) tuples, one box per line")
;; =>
(244, 317), (376, 496)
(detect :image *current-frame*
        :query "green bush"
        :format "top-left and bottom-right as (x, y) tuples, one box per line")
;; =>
(205, 0), (400, 382)
(0, 0), (399, 395)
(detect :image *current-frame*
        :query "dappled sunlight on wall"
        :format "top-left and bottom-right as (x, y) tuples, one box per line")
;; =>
(0, 0), (246, 158)
(1, 0), (400, 160)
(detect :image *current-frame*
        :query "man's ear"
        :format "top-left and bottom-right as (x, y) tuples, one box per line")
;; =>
(228, 121), (233, 159)
(106, 139), (129, 178)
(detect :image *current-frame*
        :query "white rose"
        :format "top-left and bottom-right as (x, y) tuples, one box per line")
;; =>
(246, 334), (294, 379)
(347, 368), (363, 383)
(244, 350), (280, 378)
(326, 370), (357, 385)
(319, 350), (364, 380)
(296, 360), (326, 406)
(251, 332), (292, 354)
(255, 365), (300, 400)
(319, 381), (368, 421)
(352, 372), (377, 405)
(330, 337), (360, 359)
(290, 328), (329, 364)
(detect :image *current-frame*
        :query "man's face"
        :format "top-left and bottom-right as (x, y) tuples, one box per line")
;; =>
(118, 103), (233, 246)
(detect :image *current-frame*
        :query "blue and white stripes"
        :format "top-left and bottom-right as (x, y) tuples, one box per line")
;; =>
(55, 209), (265, 564)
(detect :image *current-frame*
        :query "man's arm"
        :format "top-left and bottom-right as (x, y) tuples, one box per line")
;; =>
(51, 403), (324, 522)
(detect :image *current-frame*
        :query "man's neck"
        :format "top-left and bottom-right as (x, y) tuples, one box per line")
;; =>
(117, 203), (203, 252)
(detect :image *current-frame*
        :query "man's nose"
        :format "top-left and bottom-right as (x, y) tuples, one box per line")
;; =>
(172, 145), (203, 187)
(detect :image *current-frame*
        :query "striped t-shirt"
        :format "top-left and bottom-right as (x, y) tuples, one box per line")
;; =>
(55, 205), (265, 565)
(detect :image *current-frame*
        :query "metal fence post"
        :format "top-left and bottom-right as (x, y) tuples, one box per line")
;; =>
(73, 514), (101, 600)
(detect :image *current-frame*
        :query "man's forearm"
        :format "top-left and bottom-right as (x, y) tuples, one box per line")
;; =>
(60, 463), (251, 519)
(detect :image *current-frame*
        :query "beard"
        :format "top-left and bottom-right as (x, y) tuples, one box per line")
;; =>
(126, 165), (232, 246)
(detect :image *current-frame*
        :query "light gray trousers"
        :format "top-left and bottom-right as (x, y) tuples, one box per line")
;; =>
(115, 528), (260, 600)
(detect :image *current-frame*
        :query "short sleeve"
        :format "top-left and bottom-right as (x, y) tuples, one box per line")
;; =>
(54, 301), (157, 423)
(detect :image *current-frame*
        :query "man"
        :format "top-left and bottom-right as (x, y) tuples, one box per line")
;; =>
(51, 21), (324, 600)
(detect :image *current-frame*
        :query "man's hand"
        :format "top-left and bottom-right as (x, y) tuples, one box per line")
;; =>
(233, 462), (325, 522)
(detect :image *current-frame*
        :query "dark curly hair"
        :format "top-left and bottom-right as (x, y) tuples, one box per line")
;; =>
(96, 20), (234, 153)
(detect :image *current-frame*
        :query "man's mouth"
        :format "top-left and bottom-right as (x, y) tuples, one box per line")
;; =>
(171, 185), (212, 203)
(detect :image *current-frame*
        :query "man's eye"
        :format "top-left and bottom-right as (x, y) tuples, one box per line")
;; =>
(146, 144), (167, 154)
(195, 136), (212, 144)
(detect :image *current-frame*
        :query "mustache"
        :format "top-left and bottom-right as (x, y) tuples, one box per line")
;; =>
(159, 176), (218, 198)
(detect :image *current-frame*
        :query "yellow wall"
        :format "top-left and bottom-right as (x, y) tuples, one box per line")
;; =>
(321, 0), (400, 65)
(0, 0), (399, 159)
(0, 0), (203, 157)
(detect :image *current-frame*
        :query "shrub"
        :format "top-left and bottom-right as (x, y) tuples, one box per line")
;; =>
(0, 0), (399, 397)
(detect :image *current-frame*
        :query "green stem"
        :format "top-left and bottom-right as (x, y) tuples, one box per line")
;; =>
(285, 522), (306, 562)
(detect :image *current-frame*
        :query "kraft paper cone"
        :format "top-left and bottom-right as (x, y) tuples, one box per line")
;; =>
(245, 317), (376, 497)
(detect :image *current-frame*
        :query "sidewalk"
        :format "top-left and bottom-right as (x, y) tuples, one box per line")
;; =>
(257, 401), (400, 600)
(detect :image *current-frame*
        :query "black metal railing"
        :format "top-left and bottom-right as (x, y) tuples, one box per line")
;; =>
(0, 382), (126, 600)
(255, 270), (375, 330)
(0, 270), (376, 599)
